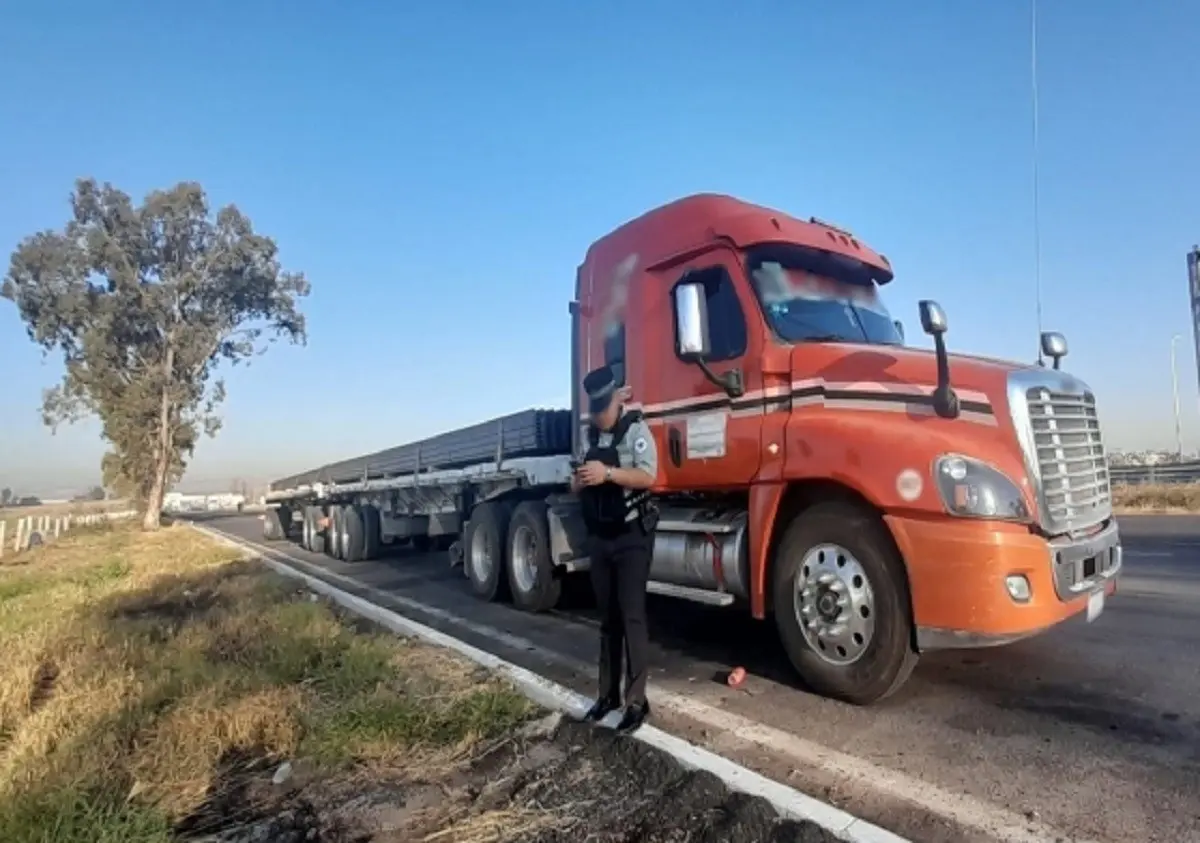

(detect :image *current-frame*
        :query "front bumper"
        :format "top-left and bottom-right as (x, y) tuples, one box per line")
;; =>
(884, 514), (1121, 651)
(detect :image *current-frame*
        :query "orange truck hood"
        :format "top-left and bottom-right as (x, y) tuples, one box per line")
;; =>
(781, 343), (1036, 513)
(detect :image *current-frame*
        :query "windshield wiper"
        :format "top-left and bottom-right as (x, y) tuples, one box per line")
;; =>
(801, 334), (848, 343)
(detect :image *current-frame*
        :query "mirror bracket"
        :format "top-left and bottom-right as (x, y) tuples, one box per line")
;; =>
(917, 300), (960, 420)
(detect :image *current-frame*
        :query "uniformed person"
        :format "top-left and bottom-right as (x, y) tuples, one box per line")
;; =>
(572, 364), (659, 734)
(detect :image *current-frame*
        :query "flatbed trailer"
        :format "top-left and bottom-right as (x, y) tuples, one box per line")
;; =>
(264, 193), (1123, 705)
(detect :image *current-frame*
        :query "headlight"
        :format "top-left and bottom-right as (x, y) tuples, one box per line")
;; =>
(933, 455), (1030, 521)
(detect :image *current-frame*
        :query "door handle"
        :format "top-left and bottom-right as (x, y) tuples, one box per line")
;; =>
(668, 426), (683, 468)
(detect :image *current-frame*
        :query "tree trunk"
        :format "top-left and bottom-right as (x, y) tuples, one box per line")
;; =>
(142, 347), (175, 531)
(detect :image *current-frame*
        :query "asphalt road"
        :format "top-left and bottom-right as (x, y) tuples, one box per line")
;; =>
(198, 513), (1200, 843)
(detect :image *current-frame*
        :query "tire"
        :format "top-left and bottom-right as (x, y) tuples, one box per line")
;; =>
(506, 500), (562, 613)
(304, 506), (326, 555)
(341, 504), (366, 562)
(771, 501), (918, 705)
(277, 506), (293, 539)
(463, 501), (511, 602)
(360, 505), (382, 560)
(263, 508), (285, 541)
(326, 505), (344, 559)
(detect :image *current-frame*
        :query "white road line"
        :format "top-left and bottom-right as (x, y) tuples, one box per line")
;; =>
(195, 525), (906, 843)
(200, 525), (1081, 843)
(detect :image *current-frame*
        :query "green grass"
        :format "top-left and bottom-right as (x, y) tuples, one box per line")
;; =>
(0, 523), (535, 843)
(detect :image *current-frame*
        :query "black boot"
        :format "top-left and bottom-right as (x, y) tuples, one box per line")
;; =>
(582, 696), (620, 723)
(616, 700), (650, 734)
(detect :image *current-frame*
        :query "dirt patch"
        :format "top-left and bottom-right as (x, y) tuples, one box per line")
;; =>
(177, 715), (843, 843)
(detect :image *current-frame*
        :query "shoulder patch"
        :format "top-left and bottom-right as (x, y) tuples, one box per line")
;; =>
(634, 436), (649, 454)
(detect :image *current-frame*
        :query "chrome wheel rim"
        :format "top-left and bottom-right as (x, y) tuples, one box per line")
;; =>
(793, 543), (876, 665)
(470, 527), (495, 584)
(510, 524), (538, 594)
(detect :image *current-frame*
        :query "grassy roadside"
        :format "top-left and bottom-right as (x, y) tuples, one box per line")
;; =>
(1112, 483), (1200, 514)
(0, 522), (541, 842)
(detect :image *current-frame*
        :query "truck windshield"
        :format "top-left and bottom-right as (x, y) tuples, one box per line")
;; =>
(747, 245), (902, 346)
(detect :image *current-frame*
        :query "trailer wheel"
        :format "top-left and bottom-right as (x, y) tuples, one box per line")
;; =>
(263, 508), (285, 541)
(464, 501), (510, 602)
(772, 500), (918, 705)
(327, 506), (344, 560)
(506, 501), (561, 613)
(278, 505), (294, 539)
(360, 505), (382, 560)
(341, 505), (366, 562)
(304, 506), (326, 555)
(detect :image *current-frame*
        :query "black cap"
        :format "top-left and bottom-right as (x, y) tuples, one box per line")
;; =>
(583, 365), (618, 414)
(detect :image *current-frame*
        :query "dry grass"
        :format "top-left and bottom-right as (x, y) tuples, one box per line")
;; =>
(0, 522), (536, 842)
(1112, 483), (1200, 513)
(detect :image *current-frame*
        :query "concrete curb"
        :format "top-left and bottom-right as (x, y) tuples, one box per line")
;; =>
(194, 524), (913, 843)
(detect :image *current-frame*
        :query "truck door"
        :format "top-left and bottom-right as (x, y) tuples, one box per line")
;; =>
(649, 252), (764, 489)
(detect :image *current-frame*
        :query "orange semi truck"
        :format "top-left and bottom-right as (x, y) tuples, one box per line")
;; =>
(263, 193), (1122, 704)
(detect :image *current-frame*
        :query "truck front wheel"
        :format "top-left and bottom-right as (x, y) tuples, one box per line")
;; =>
(772, 501), (917, 705)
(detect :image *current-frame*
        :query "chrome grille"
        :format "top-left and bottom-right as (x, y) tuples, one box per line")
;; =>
(1025, 386), (1111, 532)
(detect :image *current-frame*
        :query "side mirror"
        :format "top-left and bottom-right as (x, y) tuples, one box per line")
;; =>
(893, 320), (905, 344)
(1040, 331), (1068, 370)
(918, 300), (948, 336)
(673, 281), (711, 359)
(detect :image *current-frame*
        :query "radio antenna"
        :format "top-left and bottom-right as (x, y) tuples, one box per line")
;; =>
(1031, 0), (1045, 365)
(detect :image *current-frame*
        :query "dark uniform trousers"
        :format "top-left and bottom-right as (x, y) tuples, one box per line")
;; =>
(589, 523), (653, 707)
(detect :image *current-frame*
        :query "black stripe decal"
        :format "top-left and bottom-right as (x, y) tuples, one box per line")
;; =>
(641, 386), (994, 421)
(822, 389), (993, 416)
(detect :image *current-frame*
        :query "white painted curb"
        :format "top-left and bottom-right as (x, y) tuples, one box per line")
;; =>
(194, 524), (912, 843)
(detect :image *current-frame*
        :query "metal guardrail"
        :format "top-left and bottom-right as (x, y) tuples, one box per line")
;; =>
(1109, 461), (1200, 485)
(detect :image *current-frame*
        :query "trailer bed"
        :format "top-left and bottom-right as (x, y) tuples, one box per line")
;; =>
(269, 407), (574, 492)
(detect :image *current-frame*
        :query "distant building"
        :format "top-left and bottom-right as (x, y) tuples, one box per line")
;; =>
(163, 492), (245, 513)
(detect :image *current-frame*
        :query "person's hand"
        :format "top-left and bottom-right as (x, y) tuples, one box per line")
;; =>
(576, 461), (609, 487)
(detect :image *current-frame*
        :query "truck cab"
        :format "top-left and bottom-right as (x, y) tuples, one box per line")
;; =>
(567, 193), (1121, 704)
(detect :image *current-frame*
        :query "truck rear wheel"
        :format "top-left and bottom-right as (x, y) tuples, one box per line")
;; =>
(464, 501), (510, 602)
(304, 506), (326, 555)
(506, 500), (561, 613)
(326, 505), (344, 560)
(341, 505), (366, 562)
(772, 501), (917, 705)
(359, 505), (382, 560)
(263, 508), (285, 541)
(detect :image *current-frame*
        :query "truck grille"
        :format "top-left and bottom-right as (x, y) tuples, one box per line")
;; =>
(1025, 386), (1112, 533)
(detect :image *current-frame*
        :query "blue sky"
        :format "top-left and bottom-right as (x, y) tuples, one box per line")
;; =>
(1, 0), (1197, 497)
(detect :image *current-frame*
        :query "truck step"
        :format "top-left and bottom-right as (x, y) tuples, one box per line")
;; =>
(646, 582), (735, 607)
